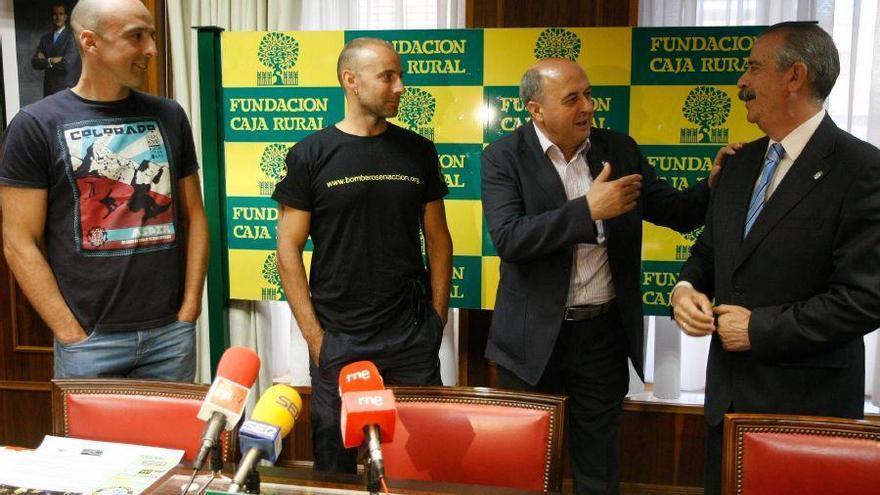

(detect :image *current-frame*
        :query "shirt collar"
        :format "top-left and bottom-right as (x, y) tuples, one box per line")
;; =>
(771, 108), (826, 162)
(533, 121), (590, 160)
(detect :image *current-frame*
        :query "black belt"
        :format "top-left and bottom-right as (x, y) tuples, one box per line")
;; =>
(563, 300), (615, 322)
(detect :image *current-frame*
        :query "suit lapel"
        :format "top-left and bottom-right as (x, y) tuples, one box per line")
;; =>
(736, 116), (837, 267)
(585, 130), (611, 180)
(521, 124), (567, 207)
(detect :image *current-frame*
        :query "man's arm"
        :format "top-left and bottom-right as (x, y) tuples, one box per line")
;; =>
(31, 38), (49, 70)
(642, 142), (742, 233)
(422, 199), (452, 325)
(481, 145), (638, 264)
(49, 35), (78, 72)
(276, 205), (324, 366)
(176, 174), (208, 322)
(670, 156), (721, 336)
(0, 186), (86, 344)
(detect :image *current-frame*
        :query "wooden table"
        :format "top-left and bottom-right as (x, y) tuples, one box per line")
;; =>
(149, 465), (555, 495)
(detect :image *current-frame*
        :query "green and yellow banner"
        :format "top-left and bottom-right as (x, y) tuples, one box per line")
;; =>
(218, 26), (765, 314)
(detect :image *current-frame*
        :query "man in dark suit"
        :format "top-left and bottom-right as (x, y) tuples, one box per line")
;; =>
(672, 22), (880, 495)
(481, 58), (724, 495)
(31, 3), (81, 97)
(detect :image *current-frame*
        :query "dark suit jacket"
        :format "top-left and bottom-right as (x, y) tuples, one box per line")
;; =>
(482, 123), (710, 385)
(680, 115), (880, 424)
(31, 27), (81, 97)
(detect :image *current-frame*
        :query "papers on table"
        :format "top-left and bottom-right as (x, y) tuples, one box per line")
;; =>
(0, 436), (183, 495)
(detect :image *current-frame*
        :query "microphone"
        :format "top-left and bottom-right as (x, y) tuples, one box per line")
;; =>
(338, 361), (397, 486)
(338, 360), (385, 394)
(228, 384), (302, 493)
(192, 347), (261, 472)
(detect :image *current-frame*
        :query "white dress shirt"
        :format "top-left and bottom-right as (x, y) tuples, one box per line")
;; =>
(533, 122), (615, 306)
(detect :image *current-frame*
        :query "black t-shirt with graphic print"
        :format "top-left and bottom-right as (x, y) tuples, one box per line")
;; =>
(273, 123), (448, 334)
(0, 89), (199, 332)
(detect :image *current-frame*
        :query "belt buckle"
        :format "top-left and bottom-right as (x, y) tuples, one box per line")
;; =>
(564, 305), (593, 322)
(564, 301), (611, 322)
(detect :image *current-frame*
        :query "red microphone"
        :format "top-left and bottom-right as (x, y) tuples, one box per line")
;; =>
(338, 361), (396, 485)
(340, 389), (397, 448)
(338, 360), (384, 394)
(192, 347), (261, 471)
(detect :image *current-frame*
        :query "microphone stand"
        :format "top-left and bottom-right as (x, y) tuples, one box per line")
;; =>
(210, 443), (224, 474)
(365, 456), (381, 495)
(363, 425), (384, 494)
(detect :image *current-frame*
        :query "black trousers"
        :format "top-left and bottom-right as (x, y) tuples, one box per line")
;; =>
(704, 419), (725, 495)
(497, 307), (630, 495)
(309, 306), (443, 473)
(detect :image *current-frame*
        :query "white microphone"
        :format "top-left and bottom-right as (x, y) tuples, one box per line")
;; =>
(192, 347), (261, 472)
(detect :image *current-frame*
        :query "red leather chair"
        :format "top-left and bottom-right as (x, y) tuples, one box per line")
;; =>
(52, 379), (234, 462)
(723, 413), (880, 495)
(383, 386), (566, 492)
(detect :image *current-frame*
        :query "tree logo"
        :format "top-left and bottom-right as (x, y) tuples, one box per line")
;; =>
(683, 226), (704, 244)
(398, 87), (436, 140)
(534, 28), (582, 61)
(677, 226), (704, 260)
(261, 252), (284, 300)
(259, 143), (288, 195)
(257, 32), (300, 86)
(680, 86), (731, 144)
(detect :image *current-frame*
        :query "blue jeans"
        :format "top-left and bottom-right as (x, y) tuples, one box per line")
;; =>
(54, 320), (197, 382)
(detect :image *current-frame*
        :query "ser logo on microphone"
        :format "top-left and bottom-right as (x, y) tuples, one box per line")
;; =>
(276, 395), (301, 418)
(358, 395), (384, 407)
(346, 369), (371, 383)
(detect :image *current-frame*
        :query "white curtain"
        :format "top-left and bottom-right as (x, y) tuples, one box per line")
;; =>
(638, 0), (880, 408)
(167, 1), (466, 401)
(167, 1), (303, 411)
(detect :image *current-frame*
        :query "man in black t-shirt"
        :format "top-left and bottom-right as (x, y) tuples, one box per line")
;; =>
(273, 38), (453, 473)
(0, 0), (208, 381)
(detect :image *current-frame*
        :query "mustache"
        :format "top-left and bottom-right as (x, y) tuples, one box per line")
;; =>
(738, 87), (756, 102)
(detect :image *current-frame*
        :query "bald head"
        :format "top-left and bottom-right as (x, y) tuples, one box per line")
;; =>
(520, 58), (587, 106)
(336, 37), (396, 86)
(71, 0), (151, 40)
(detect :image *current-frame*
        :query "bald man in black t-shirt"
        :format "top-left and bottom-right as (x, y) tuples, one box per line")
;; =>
(273, 37), (453, 474)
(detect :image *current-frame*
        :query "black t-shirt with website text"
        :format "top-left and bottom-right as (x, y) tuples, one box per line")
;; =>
(273, 123), (448, 333)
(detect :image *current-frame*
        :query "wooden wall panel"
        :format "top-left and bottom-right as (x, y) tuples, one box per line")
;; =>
(0, 385), (54, 448)
(620, 403), (706, 492)
(141, 0), (168, 97)
(467, 0), (638, 28)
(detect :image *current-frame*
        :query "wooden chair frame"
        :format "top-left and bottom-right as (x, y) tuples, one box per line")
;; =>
(51, 378), (236, 462)
(723, 413), (880, 495)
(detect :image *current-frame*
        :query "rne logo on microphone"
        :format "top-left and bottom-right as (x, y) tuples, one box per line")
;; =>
(357, 395), (384, 407)
(346, 370), (371, 382)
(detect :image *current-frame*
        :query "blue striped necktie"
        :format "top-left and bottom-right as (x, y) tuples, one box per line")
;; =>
(743, 142), (784, 237)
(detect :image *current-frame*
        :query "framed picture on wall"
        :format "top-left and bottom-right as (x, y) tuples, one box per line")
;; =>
(1, 0), (80, 124)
